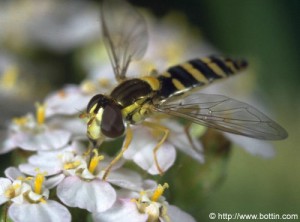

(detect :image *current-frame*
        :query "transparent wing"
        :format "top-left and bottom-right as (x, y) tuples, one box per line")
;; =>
(101, 0), (148, 81)
(154, 93), (288, 140)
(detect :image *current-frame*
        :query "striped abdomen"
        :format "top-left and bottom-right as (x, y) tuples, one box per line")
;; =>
(157, 55), (248, 98)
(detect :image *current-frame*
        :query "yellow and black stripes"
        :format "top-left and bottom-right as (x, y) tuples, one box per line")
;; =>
(110, 78), (153, 107)
(157, 55), (248, 98)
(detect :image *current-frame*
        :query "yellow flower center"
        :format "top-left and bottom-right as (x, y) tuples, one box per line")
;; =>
(80, 80), (97, 94)
(88, 149), (104, 174)
(12, 116), (29, 126)
(4, 182), (21, 199)
(57, 89), (67, 98)
(34, 172), (46, 195)
(0, 65), (19, 89)
(151, 183), (169, 202)
(133, 183), (170, 222)
(35, 102), (46, 125)
(98, 78), (110, 88)
(64, 160), (81, 170)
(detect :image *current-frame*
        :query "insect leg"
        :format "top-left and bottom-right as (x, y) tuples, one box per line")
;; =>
(102, 126), (133, 181)
(184, 123), (203, 154)
(142, 121), (170, 175)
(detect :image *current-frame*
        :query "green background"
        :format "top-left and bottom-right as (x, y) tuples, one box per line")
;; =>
(131, 0), (300, 220)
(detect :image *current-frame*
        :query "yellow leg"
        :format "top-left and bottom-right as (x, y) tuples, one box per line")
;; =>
(102, 126), (133, 181)
(142, 121), (170, 175)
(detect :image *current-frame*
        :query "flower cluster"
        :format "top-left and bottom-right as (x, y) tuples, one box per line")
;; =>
(0, 74), (201, 221)
(0, 1), (275, 221)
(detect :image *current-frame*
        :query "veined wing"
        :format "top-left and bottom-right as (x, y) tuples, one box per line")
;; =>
(101, 0), (148, 81)
(154, 93), (288, 140)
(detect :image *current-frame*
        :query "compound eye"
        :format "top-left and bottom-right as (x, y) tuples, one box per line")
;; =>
(86, 94), (109, 113)
(101, 103), (125, 138)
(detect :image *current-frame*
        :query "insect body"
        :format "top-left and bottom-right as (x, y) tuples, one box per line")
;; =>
(87, 56), (249, 142)
(85, 0), (287, 178)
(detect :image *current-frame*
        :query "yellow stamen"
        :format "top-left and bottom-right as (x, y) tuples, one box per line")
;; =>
(98, 78), (110, 87)
(39, 198), (46, 203)
(34, 173), (46, 195)
(131, 198), (138, 203)
(12, 116), (29, 126)
(88, 149), (104, 174)
(151, 183), (169, 202)
(57, 90), (67, 98)
(17, 176), (32, 181)
(0, 65), (19, 89)
(140, 190), (146, 196)
(80, 80), (97, 94)
(83, 147), (92, 157)
(5, 186), (16, 199)
(64, 160), (81, 170)
(35, 102), (46, 125)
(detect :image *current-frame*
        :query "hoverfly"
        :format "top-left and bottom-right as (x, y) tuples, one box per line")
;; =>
(84, 0), (287, 179)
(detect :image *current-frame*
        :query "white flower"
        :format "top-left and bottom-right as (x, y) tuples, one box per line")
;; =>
(93, 199), (148, 222)
(56, 149), (142, 213)
(0, 103), (71, 154)
(93, 181), (196, 222)
(9, 200), (71, 222)
(123, 118), (205, 175)
(0, 0), (100, 52)
(47, 116), (87, 140)
(0, 167), (71, 222)
(123, 126), (176, 175)
(19, 141), (86, 176)
(0, 178), (26, 205)
(18, 145), (143, 213)
(160, 120), (204, 163)
(45, 84), (91, 117)
(0, 54), (19, 95)
(57, 175), (116, 213)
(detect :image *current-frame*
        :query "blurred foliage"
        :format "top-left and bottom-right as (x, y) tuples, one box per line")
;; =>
(163, 129), (232, 221)
(132, 0), (300, 220)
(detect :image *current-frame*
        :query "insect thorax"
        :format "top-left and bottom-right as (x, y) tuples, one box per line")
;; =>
(110, 78), (158, 124)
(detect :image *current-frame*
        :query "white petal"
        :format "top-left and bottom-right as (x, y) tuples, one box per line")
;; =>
(44, 174), (65, 189)
(124, 128), (176, 175)
(115, 189), (140, 200)
(142, 180), (158, 190)
(106, 168), (142, 190)
(0, 178), (12, 192)
(45, 85), (90, 117)
(19, 163), (61, 176)
(225, 133), (275, 158)
(93, 199), (147, 222)
(0, 133), (18, 154)
(57, 176), (116, 212)
(17, 130), (71, 151)
(163, 121), (204, 163)
(8, 201), (71, 222)
(28, 150), (62, 165)
(48, 117), (87, 138)
(0, 196), (9, 205)
(28, 191), (46, 202)
(0, 178), (12, 204)
(4, 167), (24, 180)
(168, 205), (196, 222)
(147, 142), (176, 175)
